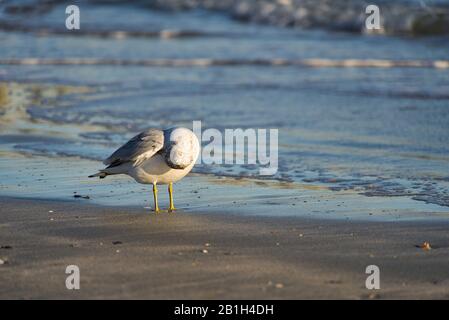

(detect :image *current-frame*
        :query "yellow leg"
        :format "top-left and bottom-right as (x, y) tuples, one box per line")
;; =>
(168, 182), (176, 212)
(152, 182), (160, 214)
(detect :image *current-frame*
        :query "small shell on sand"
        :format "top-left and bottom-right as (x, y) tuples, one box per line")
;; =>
(420, 242), (432, 250)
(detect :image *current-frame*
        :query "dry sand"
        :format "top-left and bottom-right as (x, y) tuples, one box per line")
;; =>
(0, 196), (448, 299)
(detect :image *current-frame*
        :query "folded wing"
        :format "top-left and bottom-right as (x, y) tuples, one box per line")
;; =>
(103, 128), (164, 167)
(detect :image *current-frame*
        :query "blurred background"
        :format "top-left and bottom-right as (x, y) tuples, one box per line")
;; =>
(0, 0), (448, 212)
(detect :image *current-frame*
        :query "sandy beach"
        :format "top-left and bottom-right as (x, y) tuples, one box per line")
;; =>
(1, 196), (448, 299)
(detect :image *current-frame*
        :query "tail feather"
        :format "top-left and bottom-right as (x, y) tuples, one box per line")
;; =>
(88, 171), (107, 179)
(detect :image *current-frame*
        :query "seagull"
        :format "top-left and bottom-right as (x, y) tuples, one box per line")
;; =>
(89, 127), (200, 213)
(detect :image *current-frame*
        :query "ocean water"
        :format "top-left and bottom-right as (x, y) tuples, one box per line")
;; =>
(0, 1), (448, 213)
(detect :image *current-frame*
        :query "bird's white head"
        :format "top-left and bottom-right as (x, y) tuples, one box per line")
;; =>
(165, 127), (200, 169)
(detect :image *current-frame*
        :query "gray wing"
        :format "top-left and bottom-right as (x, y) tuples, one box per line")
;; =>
(103, 129), (164, 167)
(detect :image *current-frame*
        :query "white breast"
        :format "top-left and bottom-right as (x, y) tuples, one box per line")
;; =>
(128, 152), (197, 185)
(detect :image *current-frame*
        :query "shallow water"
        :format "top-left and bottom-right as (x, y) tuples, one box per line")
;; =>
(0, 1), (448, 216)
(1, 152), (448, 221)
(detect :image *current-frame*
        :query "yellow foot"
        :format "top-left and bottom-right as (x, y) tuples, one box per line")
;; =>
(168, 207), (176, 213)
(154, 208), (161, 214)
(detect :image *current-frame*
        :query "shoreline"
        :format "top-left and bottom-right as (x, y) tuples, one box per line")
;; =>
(1, 152), (448, 223)
(1, 196), (449, 299)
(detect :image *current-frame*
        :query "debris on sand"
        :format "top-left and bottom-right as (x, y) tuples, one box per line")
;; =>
(73, 194), (90, 199)
(266, 281), (284, 289)
(368, 293), (381, 299)
(419, 242), (432, 251)
(112, 241), (122, 245)
(275, 283), (284, 289)
(0, 245), (12, 249)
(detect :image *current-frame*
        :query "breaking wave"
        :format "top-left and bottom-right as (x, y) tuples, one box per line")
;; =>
(1, 0), (449, 36)
(1, 58), (448, 69)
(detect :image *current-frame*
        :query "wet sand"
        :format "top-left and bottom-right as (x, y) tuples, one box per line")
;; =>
(1, 196), (449, 299)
